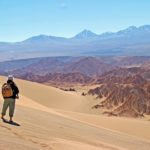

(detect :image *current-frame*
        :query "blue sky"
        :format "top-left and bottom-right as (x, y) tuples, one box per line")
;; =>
(0, 0), (150, 42)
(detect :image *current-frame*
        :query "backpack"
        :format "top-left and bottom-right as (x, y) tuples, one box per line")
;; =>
(2, 83), (13, 98)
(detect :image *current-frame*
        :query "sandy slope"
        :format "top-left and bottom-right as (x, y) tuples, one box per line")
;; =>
(0, 76), (150, 150)
(0, 76), (92, 113)
(56, 110), (150, 140)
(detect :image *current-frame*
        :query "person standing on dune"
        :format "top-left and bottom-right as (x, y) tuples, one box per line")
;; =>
(1, 75), (19, 123)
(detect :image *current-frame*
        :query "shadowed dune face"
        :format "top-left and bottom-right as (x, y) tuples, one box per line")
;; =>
(0, 76), (90, 112)
(0, 76), (150, 150)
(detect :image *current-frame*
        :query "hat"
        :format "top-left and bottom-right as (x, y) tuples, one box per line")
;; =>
(8, 75), (14, 81)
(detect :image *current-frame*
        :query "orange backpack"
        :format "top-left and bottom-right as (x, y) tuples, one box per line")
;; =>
(2, 83), (13, 98)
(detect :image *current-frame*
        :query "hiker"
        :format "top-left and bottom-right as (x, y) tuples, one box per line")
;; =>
(1, 75), (19, 123)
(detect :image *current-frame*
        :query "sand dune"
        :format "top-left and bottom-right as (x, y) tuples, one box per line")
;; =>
(0, 76), (150, 150)
(0, 76), (91, 112)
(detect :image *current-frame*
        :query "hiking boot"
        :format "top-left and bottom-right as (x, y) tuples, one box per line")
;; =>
(1, 117), (7, 122)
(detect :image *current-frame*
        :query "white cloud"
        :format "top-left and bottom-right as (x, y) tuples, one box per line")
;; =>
(60, 2), (68, 9)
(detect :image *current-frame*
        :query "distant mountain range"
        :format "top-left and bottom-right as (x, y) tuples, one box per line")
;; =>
(1, 25), (150, 61)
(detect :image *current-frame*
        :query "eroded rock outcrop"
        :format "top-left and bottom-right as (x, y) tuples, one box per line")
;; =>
(89, 78), (150, 117)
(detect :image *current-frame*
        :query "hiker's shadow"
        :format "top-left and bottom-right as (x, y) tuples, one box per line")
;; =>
(2, 119), (21, 126)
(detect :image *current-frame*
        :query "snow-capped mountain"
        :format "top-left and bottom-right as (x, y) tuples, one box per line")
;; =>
(73, 29), (98, 39)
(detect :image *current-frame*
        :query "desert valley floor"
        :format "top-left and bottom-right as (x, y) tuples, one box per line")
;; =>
(0, 76), (150, 150)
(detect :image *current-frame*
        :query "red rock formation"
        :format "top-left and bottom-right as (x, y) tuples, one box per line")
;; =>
(16, 72), (93, 85)
(89, 81), (150, 117)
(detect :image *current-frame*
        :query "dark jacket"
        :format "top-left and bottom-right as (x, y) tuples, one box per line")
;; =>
(5, 80), (19, 99)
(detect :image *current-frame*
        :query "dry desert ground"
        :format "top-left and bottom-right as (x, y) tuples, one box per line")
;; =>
(0, 76), (150, 150)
